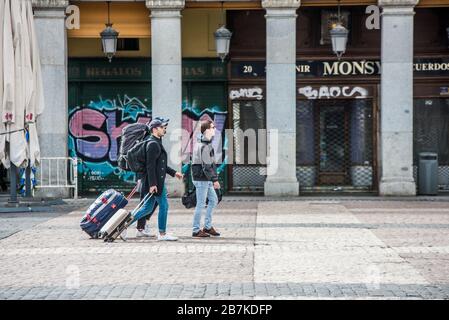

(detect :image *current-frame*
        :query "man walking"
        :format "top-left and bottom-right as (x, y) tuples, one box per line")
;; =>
(134, 117), (183, 241)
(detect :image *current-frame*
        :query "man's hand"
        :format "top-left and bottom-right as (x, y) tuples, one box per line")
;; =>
(213, 181), (220, 190)
(149, 186), (158, 194)
(175, 172), (183, 180)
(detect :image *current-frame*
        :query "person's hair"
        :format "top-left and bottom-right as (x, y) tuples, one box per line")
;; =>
(200, 120), (214, 134)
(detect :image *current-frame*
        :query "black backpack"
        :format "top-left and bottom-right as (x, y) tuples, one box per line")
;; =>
(182, 187), (222, 209)
(117, 123), (149, 172)
(126, 139), (158, 174)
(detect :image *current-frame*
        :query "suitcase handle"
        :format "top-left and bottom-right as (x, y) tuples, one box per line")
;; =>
(126, 180), (141, 201)
(130, 192), (154, 215)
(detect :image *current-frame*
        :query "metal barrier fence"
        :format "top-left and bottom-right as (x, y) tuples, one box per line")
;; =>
(35, 157), (78, 199)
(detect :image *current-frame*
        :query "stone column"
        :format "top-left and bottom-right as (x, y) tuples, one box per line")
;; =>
(262, 0), (300, 196)
(146, 1), (185, 197)
(32, 0), (70, 198)
(378, 0), (418, 196)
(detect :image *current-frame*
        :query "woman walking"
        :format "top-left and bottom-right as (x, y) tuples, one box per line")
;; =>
(191, 120), (221, 238)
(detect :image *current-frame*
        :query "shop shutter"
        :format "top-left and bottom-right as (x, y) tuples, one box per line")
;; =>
(68, 82), (152, 194)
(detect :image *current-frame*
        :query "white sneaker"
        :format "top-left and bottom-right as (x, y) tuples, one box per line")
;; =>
(136, 225), (153, 238)
(157, 233), (178, 241)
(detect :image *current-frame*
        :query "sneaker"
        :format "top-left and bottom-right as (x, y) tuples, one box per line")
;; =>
(136, 225), (153, 238)
(192, 230), (210, 238)
(157, 233), (178, 241)
(203, 227), (220, 237)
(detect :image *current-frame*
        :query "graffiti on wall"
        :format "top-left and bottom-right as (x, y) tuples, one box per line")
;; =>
(229, 87), (264, 101)
(298, 86), (369, 100)
(68, 95), (228, 191)
(68, 95), (152, 188)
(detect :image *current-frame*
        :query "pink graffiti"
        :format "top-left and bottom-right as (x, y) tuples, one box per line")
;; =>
(181, 113), (226, 163)
(70, 106), (226, 165)
(69, 108), (150, 161)
(69, 109), (109, 160)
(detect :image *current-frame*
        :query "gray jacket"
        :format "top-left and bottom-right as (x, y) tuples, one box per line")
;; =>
(191, 135), (218, 182)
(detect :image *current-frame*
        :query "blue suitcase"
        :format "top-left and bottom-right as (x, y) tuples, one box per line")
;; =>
(80, 189), (128, 238)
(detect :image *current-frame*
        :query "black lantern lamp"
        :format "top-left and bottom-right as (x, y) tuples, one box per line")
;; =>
(329, 0), (349, 60)
(100, 1), (119, 63)
(214, 1), (232, 62)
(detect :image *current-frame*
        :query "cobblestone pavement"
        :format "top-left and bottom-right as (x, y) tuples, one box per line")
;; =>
(0, 200), (94, 240)
(0, 197), (448, 299)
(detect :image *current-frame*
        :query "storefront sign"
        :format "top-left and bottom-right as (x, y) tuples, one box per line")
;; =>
(231, 60), (381, 78)
(85, 67), (143, 78)
(182, 62), (226, 81)
(69, 59), (151, 81)
(317, 61), (381, 77)
(229, 87), (264, 100)
(69, 59), (227, 81)
(298, 85), (369, 100)
(414, 59), (449, 76)
(231, 58), (449, 79)
(294, 60), (381, 77)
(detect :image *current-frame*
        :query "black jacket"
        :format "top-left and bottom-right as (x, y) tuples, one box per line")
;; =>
(191, 135), (218, 182)
(140, 135), (176, 196)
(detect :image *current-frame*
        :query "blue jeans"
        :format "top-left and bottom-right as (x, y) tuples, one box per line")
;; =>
(132, 186), (169, 233)
(192, 181), (218, 233)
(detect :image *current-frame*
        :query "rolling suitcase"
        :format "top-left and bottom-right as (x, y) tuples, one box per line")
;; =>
(99, 192), (154, 242)
(80, 183), (140, 239)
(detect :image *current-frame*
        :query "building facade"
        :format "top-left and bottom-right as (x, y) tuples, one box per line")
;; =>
(30, 0), (449, 197)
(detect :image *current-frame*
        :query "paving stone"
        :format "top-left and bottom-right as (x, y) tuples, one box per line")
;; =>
(1, 199), (449, 299)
